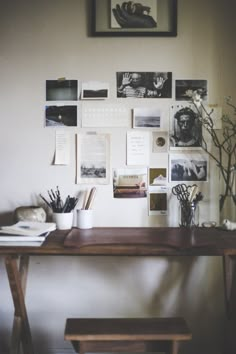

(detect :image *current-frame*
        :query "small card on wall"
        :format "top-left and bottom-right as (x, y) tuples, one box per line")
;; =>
(148, 186), (168, 216)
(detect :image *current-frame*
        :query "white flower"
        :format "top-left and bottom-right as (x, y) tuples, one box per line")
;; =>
(192, 89), (202, 107)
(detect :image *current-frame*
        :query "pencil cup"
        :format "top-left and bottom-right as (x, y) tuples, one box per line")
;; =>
(77, 209), (93, 229)
(52, 212), (74, 230)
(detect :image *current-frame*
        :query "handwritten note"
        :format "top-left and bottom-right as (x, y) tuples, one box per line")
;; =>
(54, 130), (70, 165)
(126, 130), (149, 165)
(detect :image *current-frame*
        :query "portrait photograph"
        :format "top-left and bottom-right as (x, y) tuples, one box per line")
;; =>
(169, 153), (208, 182)
(175, 79), (208, 101)
(46, 80), (78, 101)
(133, 107), (161, 128)
(169, 104), (202, 149)
(45, 105), (77, 127)
(117, 71), (172, 98)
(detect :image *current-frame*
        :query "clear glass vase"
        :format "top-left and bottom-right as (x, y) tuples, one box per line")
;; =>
(219, 194), (236, 224)
(178, 201), (199, 227)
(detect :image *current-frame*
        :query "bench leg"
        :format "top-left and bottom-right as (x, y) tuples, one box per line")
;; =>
(170, 340), (179, 354)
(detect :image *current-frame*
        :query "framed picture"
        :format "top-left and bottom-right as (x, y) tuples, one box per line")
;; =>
(91, 0), (177, 37)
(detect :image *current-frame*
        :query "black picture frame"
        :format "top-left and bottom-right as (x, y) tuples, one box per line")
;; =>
(91, 0), (177, 37)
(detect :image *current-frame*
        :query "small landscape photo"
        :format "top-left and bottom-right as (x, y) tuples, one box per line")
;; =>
(46, 80), (78, 101)
(170, 153), (208, 182)
(45, 105), (77, 127)
(133, 107), (161, 128)
(149, 168), (167, 186)
(113, 168), (147, 198)
(175, 79), (208, 101)
(81, 81), (109, 99)
(152, 131), (168, 152)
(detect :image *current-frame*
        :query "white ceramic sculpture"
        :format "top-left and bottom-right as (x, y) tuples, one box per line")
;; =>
(14, 206), (47, 222)
(222, 219), (236, 231)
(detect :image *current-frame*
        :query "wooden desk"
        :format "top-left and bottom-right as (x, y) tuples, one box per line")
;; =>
(2, 227), (236, 354)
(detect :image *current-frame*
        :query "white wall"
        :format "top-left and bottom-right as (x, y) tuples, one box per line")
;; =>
(0, 0), (236, 353)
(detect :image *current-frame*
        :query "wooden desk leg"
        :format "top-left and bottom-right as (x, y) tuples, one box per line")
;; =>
(5, 255), (34, 354)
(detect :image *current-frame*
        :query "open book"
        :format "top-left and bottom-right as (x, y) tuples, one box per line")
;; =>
(0, 221), (56, 242)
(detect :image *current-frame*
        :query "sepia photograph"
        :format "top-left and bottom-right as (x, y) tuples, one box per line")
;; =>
(152, 131), (168, 152)
(169, 104), (202, 149)
(170, 153), (208, 182)
(113, 168), (147, 198)
(45, 105), (77, 127)
(175, 79), (207, 101)
(117, 71), (172, 98)
(133, 107), (161, 128)
(149, 188), (168, 215)
(149, 168), (167, 186)
(46, 80), (78, 101)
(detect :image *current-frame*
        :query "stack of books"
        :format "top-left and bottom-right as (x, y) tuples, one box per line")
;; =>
(0, 221), (56, 246)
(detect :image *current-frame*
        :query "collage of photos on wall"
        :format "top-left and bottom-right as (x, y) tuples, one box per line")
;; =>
(44, 75), (209, 217)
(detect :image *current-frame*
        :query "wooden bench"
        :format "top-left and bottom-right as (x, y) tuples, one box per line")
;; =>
(64, 317), (192, 354)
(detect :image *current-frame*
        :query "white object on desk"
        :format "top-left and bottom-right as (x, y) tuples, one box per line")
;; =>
(52, 212), (74, 230)
(77, 209), (93, 229)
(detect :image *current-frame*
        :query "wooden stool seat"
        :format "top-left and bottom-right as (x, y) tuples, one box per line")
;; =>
(64, 317), (192, 354)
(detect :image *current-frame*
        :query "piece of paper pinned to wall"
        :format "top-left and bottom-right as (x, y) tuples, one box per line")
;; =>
(54, 130), (70, 165)
(127, 130), (150, 166)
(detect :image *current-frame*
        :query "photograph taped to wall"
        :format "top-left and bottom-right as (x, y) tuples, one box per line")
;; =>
(149, 167), (167, 187)
(133, 107), (161, 128)
(113, 168), (147, 198)
(169, 104), (202, 149)
(45, 105), (77, 127)
(46, 80), (78, 101)
(77, 133), (110, 184)
(111, 0), (157, 29)
(149, 187), (168, 215)
(152, 131), (168, 152)
(81, 81), (109, 99)
(117, 72), (172, 98)
(175, 79), (208, 101)
(169, 153), (208, 182)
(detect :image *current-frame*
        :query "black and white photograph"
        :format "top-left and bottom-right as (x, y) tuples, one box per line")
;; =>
(113, 168), (147, 198)
(117, 71), (172, 98)
(175, 79), (208, 101)
(152, 131), (168, 152)
(77, 134), (110, 185)
(133, 107), (161, 128)
(45, 105), (77, 127)
(169, 104), (202, 149)
(149, 188), (168, 215)
(111, 0), (157, 29)
(149, 168), (167, 186)
(81, 81), (109, 99)
(170, 153), (208, 182)
(46, 80), (78, 101)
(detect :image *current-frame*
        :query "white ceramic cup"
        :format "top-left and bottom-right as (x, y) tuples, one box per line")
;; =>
(52, 212), (74, 230)
(77, 209), (93, 229)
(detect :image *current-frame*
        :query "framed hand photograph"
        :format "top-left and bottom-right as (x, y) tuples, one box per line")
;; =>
(91, 0), (177, 37)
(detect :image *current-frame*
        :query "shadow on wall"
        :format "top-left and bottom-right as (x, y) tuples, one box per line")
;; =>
(0, 212), (14, 226)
